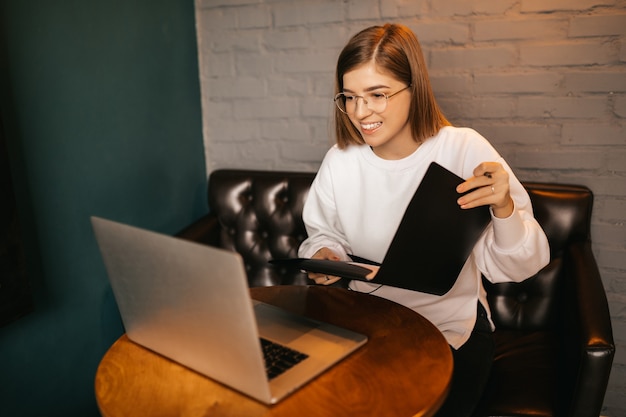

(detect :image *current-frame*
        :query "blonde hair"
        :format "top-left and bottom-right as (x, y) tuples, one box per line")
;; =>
(334, 23), (450, 148)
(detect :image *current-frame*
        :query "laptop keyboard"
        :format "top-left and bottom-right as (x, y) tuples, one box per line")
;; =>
(260, 338), (309, 380)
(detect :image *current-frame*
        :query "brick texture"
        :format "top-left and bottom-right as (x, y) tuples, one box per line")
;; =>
(195, 1), (626, 414)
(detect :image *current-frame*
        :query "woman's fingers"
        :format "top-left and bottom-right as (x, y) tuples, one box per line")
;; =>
(456, 162), (513, 217)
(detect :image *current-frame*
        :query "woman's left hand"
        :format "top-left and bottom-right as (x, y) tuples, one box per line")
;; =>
(456, 162), (514, 218)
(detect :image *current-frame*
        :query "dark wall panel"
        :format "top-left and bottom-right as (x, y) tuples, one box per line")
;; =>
(0, 1), (206, 415)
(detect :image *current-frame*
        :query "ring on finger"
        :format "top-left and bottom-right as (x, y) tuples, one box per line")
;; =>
(491, 185), (495, 194)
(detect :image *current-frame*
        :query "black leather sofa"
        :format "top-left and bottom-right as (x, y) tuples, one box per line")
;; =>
(177, 169), (615, 417)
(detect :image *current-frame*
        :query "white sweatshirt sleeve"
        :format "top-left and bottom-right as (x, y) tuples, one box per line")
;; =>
(298, 157), (351, 261)
(473, 167), (550, 283)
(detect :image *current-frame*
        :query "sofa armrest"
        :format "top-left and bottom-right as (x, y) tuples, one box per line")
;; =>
(563, 240), (615, 417)
(176, 214), (221, 247)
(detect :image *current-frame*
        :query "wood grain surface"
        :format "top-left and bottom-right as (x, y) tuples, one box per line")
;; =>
(95, 285), (452, 417)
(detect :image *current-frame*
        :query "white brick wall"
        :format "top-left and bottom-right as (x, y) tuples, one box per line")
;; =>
(195, 1), (626, 414)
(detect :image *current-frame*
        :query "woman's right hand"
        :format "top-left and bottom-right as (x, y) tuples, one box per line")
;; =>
(309, 247), (342, 285)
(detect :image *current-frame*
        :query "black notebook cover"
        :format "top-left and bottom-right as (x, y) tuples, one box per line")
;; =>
(270, 162), (492, 295)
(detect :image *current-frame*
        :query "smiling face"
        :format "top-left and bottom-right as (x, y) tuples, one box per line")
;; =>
(333, 24), (449, 153)
(342, 61), (416, 160)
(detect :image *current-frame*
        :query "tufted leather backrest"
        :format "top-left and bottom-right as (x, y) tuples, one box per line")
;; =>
(207, 169), (315, 287)
(207, 170), (593, 331)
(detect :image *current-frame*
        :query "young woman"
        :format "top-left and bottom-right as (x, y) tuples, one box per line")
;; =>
(297, 23), (550, 416)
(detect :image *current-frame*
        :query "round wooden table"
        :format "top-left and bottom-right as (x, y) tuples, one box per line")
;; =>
(95, 285), (453, 417)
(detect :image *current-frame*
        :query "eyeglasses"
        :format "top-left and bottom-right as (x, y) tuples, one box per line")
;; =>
(333, 85), (411, 114)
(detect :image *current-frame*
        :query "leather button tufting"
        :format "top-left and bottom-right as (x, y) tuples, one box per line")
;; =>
(517, 293), (528, 303)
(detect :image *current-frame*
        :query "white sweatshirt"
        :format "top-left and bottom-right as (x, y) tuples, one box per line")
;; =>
(298, 126), (550, 349)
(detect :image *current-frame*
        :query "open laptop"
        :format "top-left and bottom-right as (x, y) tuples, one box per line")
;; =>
(91, 216), (367, 405)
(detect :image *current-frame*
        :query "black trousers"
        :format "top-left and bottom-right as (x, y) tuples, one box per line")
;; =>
(434, 303), (494, 417)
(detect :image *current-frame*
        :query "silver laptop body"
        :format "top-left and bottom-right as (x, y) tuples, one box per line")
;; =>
(91, 216), (367, 404)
